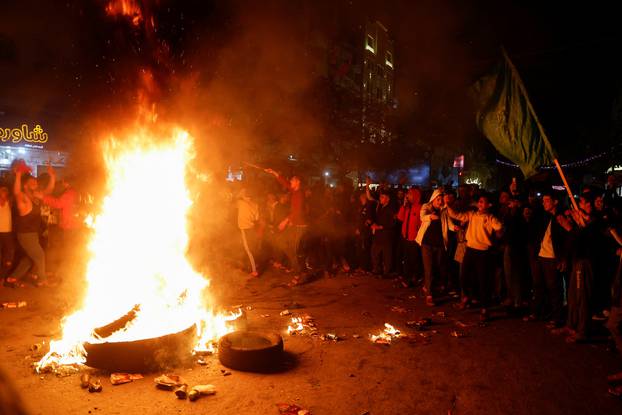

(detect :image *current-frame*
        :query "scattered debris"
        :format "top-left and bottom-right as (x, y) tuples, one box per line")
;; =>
(55, 365), (80, 377)
(188, 389), (200, 402)
(261, 314), (271, 318)
(454, 321), (473, 328)
(408, 295), (417, 300)
(369, 323), (401, 344)
(407, 318), (432, 331)
(196, 358), (208, 366)
(280, 309), (292, 316)
(110, 373), (143, 385)
(154, 374), (186, 390)
(88, 378), (102, 393)
(352, 334), (361, 339)
(188, 384), (216, 401)
(436, 311), (446, 318)
(287, 314), (317, 336)
(175, 384), (188, 399)
(277, 403), (312, 415)
(390, 306), (407, 314)
(450, 330), (467, 338)
(221, 369), (232, 376)
(80, 373), (91, 389)
(245, 305), (253, 311)
(1, 301), (27, 309)
(320, 333), (341, 342)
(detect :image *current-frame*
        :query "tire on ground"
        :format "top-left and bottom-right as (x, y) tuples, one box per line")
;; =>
(218, 331), (284, 372)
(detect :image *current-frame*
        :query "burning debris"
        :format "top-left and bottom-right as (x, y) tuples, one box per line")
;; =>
(369, 323), (401, 344)
(286, 315), (317, 336)
(35, 129), (240, 374)
(1, 301), (27, 309)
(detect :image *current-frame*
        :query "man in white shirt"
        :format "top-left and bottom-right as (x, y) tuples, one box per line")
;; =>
(524, 191), (573, 327)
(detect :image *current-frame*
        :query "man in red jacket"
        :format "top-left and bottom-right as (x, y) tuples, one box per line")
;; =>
(264, 168), (307, 283)
(40, 176), (81, 279)
(397, 188), (422, 287)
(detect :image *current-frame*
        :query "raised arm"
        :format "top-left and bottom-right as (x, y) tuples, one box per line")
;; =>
(13, 170), (24, 201)
(42, 163), (56, 195)
(264, 168), (289, 189)
(445, 204), (470, 222)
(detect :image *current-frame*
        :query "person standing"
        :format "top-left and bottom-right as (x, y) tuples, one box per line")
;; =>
(416, 188), (452, 306)
(371, 190), (395, 277)
(354, 192), (374, 273)
(237, 188), (260, 277)
(264, 168), (308, 283)
(397, 188), (422, 286)
(447, 193), (503, 321)
(0, 184), (14, 284)
(523, 192), (573, 327)
(40, 175), (80, 278)
(7, 162), (55, 287)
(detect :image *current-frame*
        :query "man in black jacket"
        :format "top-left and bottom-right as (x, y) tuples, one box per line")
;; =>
(524, 191), (573, 327)
(371, 190), (396, 277)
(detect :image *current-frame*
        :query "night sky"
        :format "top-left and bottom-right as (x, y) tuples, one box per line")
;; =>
(1, 0), (620, 162)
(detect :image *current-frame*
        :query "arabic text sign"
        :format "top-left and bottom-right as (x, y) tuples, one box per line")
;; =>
(0, 124), (48, 144)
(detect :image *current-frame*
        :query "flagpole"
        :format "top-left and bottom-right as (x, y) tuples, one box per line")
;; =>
(501, 48), (579, 211)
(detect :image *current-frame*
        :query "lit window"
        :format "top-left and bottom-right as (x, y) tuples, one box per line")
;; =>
(366, 34), (376, 54)
(385, 51), (393, 68)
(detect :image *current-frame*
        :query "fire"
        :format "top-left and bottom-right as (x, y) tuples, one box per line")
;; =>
(287, 317), (304, 335)
(105, 0), (143, 26)
(369, 323), (401, 344)
(37, 126), (238, 372)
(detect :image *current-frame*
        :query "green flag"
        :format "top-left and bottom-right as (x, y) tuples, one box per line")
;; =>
(473, 51), (556, 178)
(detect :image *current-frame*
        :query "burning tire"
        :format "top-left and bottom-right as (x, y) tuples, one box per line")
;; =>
(218, 331), (283, 372)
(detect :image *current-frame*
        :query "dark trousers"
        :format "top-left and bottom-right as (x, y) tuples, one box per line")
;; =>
(0, 232), (15, 279)
(371, 236), (393, 276)
(421, 244), (447, 294)
(284, 225), (307, 274)
(531, 256), (564, 324)
(402, 240), (422, 284)
(463, 247), (493, 308)
(355, 231), (372, 271)
(567, 258), (593, 337)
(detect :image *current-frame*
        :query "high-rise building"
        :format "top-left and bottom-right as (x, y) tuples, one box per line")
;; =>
(363, 21), (394, 106)
(361, 21), (396, 144)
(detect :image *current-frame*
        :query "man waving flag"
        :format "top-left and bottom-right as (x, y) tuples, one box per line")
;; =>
(473, 49), (556, 178)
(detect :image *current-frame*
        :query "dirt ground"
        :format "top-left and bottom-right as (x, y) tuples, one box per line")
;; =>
(1, 267), (621, 415)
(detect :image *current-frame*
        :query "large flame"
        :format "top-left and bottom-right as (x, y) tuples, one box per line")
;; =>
(37, 126), (237, 372)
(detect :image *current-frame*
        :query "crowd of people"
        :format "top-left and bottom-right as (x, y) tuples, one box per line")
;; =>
(232, 168), (622, 349)
(0, 160), (80, 289)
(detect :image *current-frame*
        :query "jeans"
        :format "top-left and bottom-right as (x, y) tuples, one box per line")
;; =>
(13, 232), (46, 281)
(421, 244), (447, 294)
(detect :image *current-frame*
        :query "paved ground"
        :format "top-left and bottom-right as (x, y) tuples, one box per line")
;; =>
(1, 267), (621, 415)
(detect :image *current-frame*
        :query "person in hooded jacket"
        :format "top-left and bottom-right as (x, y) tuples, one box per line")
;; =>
(397, 188), (423, 287)
(416, 188), (453, 306)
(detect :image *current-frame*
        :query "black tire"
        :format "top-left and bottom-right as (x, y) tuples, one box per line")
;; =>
(218, 331), (284, 372)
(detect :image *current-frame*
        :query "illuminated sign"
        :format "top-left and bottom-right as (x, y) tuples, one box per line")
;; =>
(0, 124), (49, 144)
